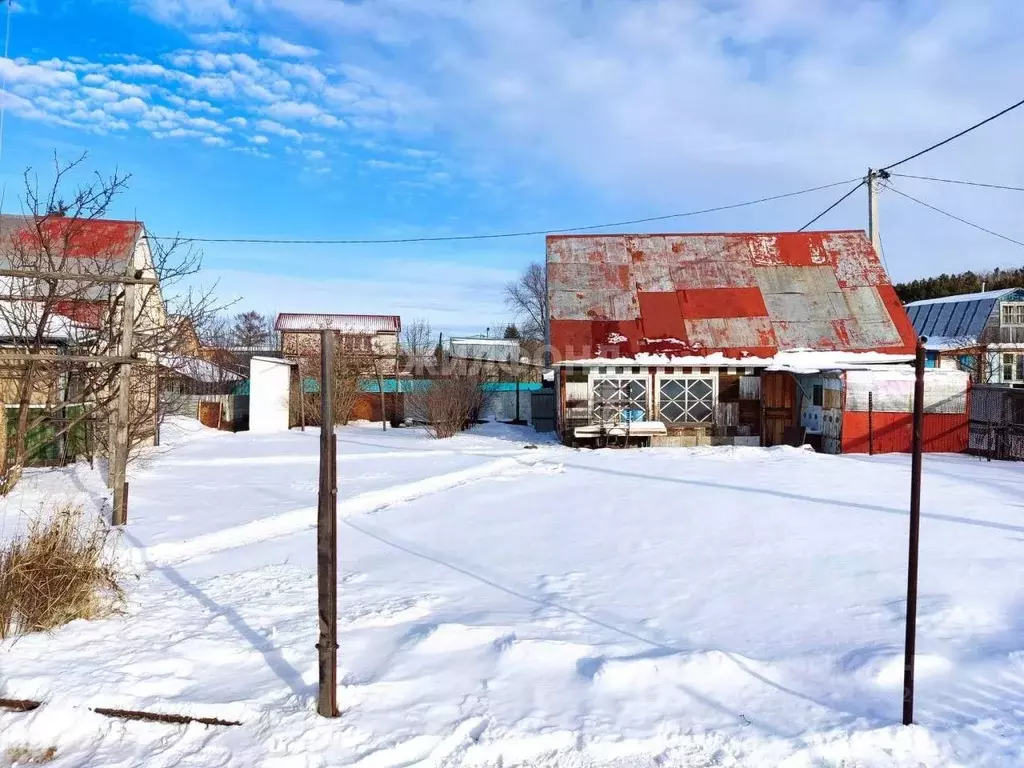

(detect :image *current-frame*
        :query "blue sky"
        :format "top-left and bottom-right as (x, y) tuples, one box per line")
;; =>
(2, 0), (1023, 335)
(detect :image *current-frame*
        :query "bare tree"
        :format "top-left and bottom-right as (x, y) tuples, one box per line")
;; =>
(505, 262), (547, 342)
(400, 318), (433, 376)
(0, 153), (224, 490)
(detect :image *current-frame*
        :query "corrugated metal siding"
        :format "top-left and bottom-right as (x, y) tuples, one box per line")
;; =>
(275, 313), (400, 333)
(548, 231), (916, 361)
(842, 412), (969, 454)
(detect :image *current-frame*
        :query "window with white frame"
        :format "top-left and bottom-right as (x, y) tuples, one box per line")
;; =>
(591, 378), (648, 423)
(657, 376), (716, 424)
(1003, 353), (1024, 383)
(1001, 303), (1024, 326)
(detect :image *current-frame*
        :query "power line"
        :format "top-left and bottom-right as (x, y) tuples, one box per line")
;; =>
(882, 96), (1024, 171)
(149, 177), (862, 245)
(889, 173), (1024, 193)
(877, 222), (891, 276)
(797, 179), (865, 232)
(885, 183), (1024, 249)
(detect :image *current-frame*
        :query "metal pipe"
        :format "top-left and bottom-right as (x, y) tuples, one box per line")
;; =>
(902, 338), (926, 725)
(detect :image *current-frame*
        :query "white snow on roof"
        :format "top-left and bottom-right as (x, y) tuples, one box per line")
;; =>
(161, 354), (243, 383)
(556, 349), (914, 371)
(0, 302), (81, 341)
(904, 288), (1018, 307)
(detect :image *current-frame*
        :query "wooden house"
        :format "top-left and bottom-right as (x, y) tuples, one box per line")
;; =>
(547, 231), (970, 453)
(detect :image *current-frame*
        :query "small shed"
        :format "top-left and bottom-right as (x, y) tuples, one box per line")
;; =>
(249, 356), (296, 433)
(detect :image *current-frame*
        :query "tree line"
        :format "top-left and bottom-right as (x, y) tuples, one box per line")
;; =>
(894, 266), (1024, 303)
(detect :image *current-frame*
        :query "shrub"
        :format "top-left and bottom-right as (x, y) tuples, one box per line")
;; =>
(0, 505), (124, 639)
(423, 376), (489, 439)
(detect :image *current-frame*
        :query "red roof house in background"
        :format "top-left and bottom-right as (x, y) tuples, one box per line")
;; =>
(547, 230), (918, 362)
(546, 231), (968, 454)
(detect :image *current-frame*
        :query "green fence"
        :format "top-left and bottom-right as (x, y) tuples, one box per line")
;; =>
(6, 404), (91, 467)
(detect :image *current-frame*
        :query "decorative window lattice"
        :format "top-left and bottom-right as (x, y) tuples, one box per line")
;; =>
(592, 378), (648, 422)
(658, 377), (715, 424)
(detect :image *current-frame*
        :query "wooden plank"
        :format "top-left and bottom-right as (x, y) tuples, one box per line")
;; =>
(0, 269), (158, 285)
(718, 374), (740, 402)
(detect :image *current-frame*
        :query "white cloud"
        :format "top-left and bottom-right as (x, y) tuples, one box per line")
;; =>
(258, 36), (319, 59)
(248, 134), (269, 144)
(366, 158), (415, 171)
(312, 113), (345, 129)
(191, 31), (251, 47)
(255, 118), (303, 140)
(304, 149), (325, 160)
(83, 87), (122, 102)
(227, 115), (247, 127)
(202, 135), (228, 146)
(264, 100), (321, 120)
(0, 57), (77, 87)
(106, 96), (149, 115)
(136, 0), (240, 27)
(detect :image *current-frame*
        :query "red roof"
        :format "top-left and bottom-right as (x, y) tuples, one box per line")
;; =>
(0, 215), (141, 262)
(547, 231), (917, 361)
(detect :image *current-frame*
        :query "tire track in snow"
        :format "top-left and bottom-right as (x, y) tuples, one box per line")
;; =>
(165, 448), (528, 468)
(138, 456), (560, 566)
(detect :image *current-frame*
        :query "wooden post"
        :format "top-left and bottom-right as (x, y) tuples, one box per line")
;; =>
(298, 359), (306, 431)
(316, 330), (338, 718)
(903, 338), (926, 725)
(153, 368), (161, 447)
(111, 272), (137, 526)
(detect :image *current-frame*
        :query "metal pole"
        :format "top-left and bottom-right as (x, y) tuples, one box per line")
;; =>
(868, 391), (874, 455)
(316, 330), (338, 718)
(903, 338), (926, 725)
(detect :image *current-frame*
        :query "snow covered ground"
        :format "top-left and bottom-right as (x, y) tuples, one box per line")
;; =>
(3, 418), (1024, 767)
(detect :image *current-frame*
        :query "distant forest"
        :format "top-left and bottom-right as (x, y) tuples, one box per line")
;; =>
(894, 266), (1024, 303)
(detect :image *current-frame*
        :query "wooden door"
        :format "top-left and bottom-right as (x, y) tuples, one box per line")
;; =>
(198, 401), (223, 429)
(761, 373), (797, 447)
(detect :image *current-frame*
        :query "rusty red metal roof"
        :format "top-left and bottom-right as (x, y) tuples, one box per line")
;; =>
(275, 313), (401, 333)
(547, 231), (917, 361)
(0, 215), (141, 263)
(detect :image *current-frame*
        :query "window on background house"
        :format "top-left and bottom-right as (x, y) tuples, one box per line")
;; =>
(1001, 303), (1024, 326)
(592, 378), (648, 423)
(1003, 353), (1024, 382)
(812, 384), (824, 407)
(657, 376), (716, 425)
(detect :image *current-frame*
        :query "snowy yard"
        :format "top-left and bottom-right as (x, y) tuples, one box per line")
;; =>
(2, 420), (1024, 767)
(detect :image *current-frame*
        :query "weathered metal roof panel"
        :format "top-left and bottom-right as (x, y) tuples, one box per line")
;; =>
(547, 230), (915, 360)
(276, 313), (400, 333)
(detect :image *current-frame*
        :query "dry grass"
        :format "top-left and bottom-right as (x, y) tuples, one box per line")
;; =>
(0, 504), (124, 640)
(5, 745), (57, 764)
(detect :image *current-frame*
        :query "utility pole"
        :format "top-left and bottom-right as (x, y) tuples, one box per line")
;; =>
(316, 329), (338, 718)
(902, 337), (926, 725)
(111, 269), (139, 526)
(867, 168), (889, 260)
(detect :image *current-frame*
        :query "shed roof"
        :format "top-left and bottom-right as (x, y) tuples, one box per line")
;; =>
(905, 288), (1022, 344)
(275, 313), (401, 333)
(547, 231), (916, 361)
